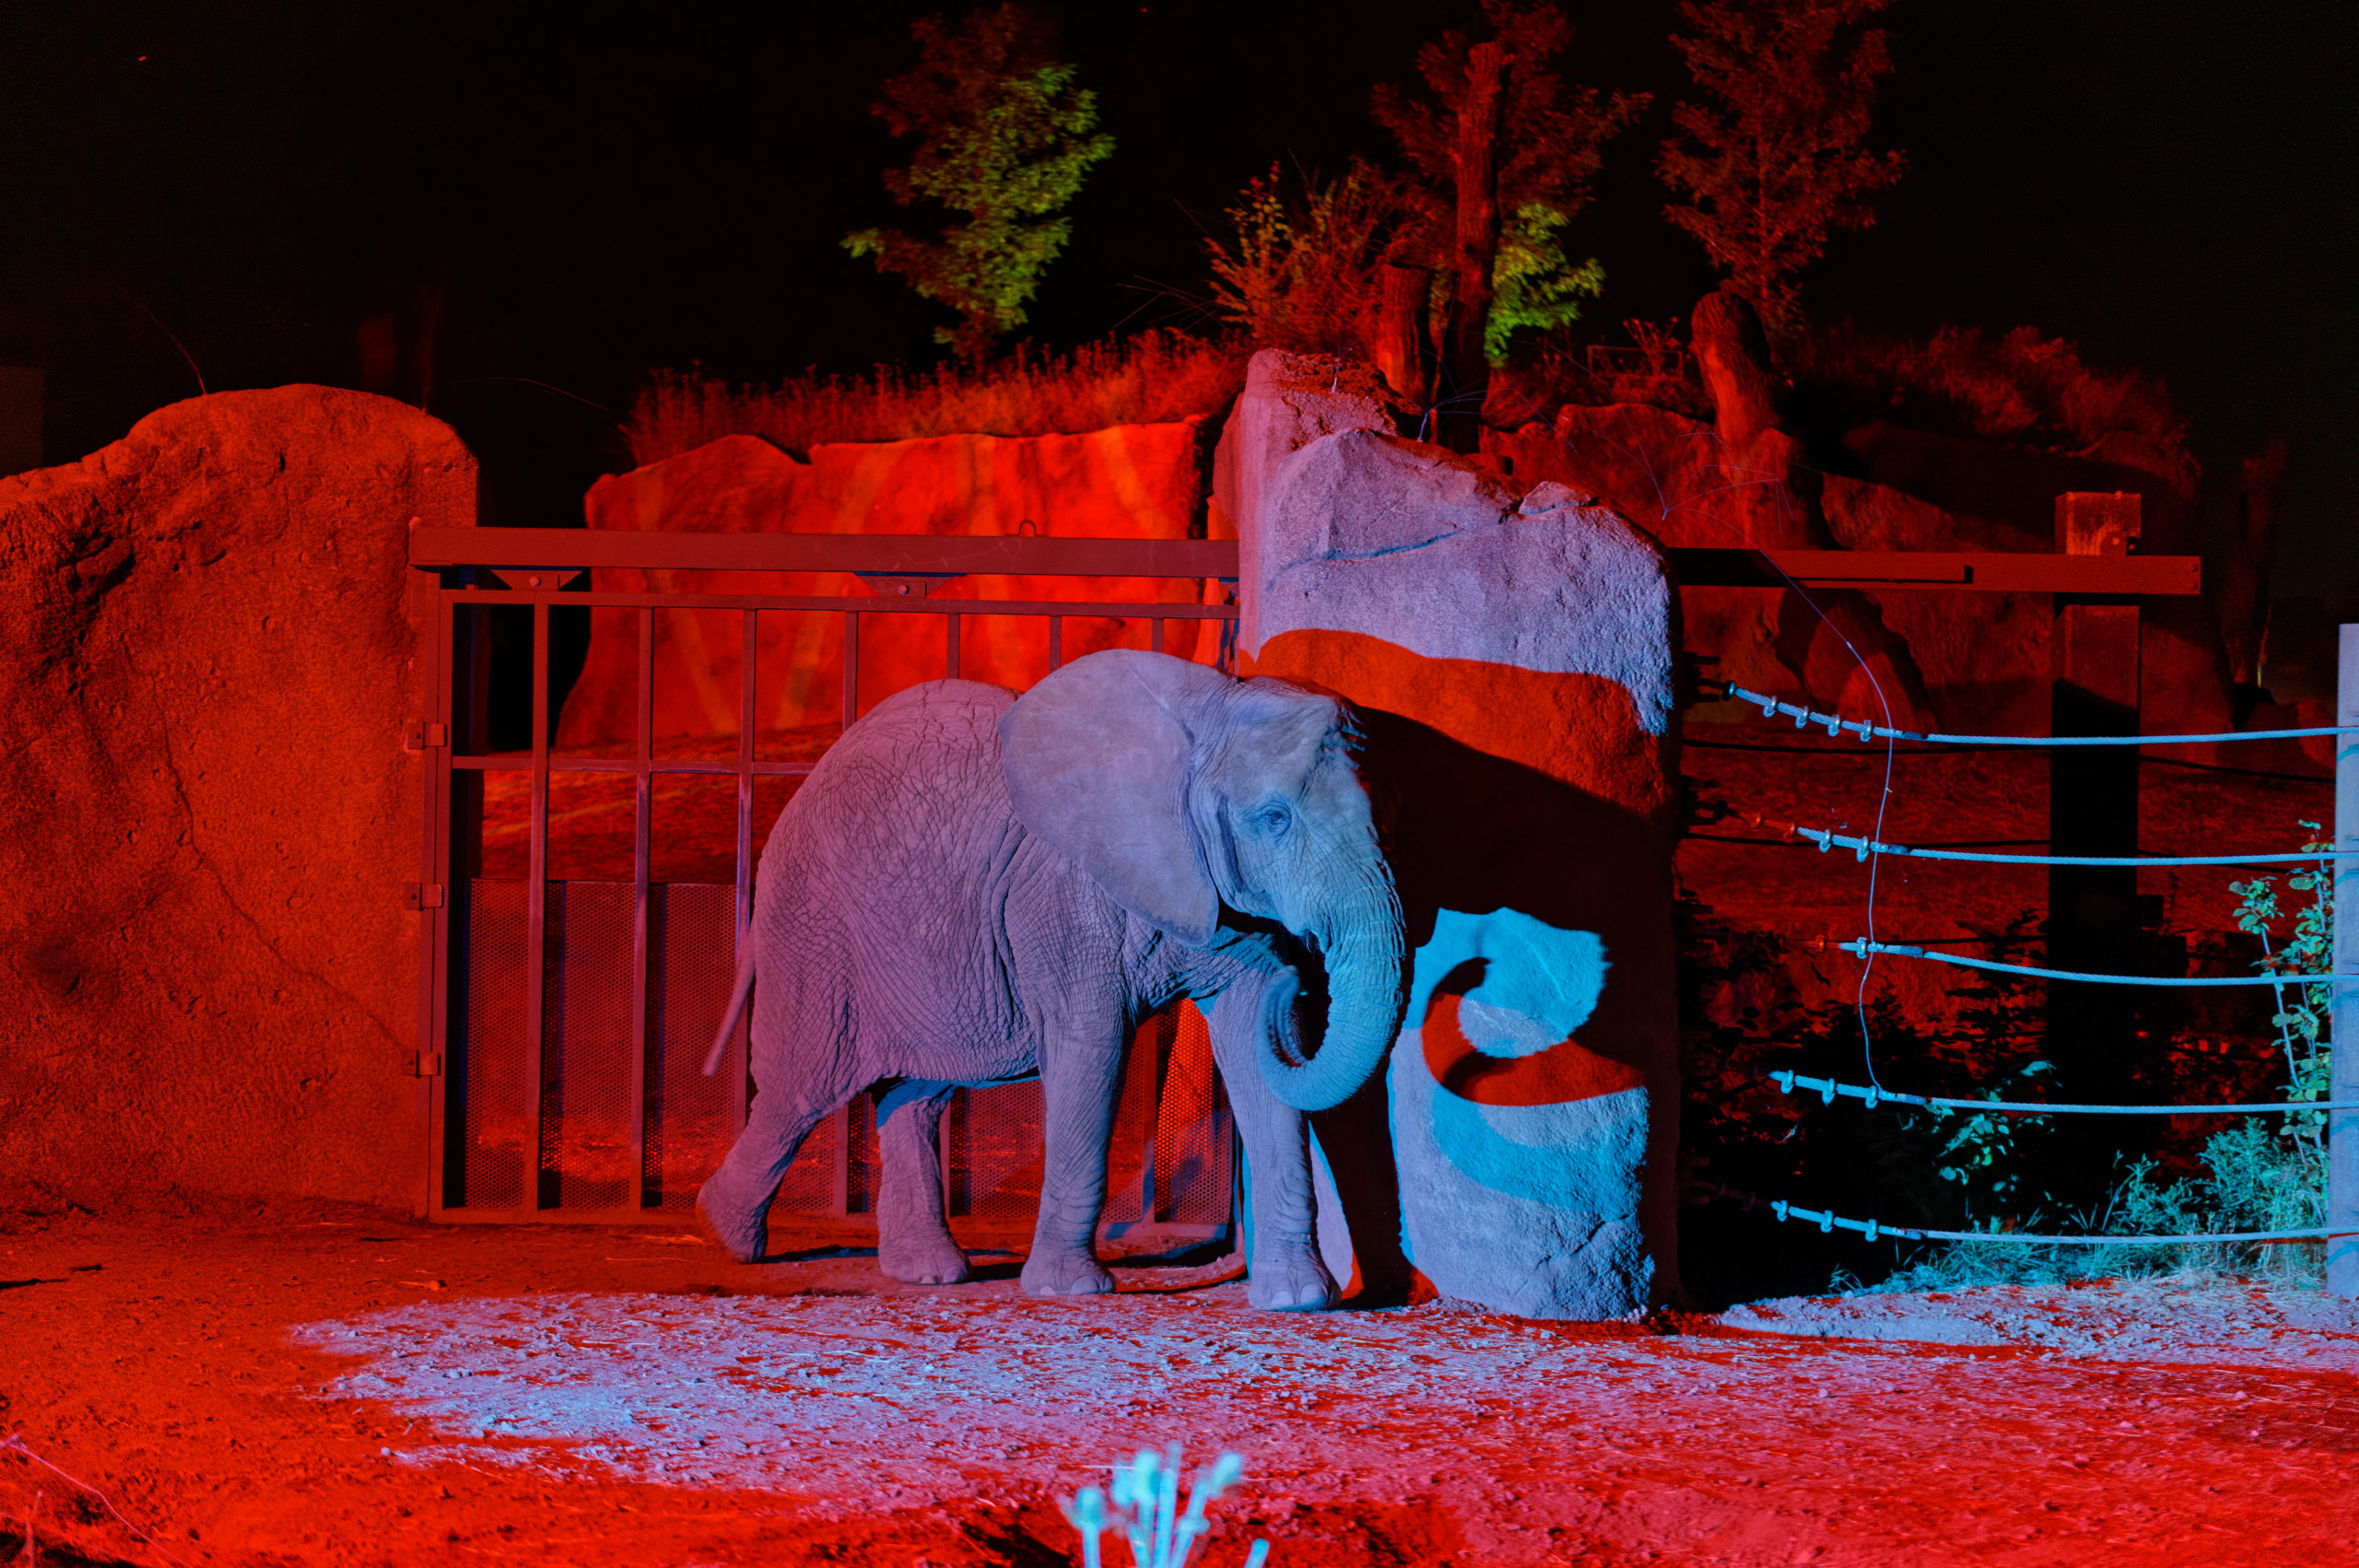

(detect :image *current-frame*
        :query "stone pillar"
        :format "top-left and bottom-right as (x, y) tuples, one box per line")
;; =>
(0, 387), (475, 1213)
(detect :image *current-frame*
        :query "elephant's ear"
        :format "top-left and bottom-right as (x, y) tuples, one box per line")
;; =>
(999, 649), (1226, 944)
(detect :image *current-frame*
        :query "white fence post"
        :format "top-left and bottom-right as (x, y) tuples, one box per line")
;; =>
(2331, 624), (2359, 1294)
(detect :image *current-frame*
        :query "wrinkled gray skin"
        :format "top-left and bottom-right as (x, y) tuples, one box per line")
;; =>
(695, 649), (1405, 1310)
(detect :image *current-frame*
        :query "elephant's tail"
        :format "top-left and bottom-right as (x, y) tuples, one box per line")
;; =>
(701, 930), (758, 1078)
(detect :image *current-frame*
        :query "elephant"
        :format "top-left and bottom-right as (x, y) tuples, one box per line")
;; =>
(693, 649), (1407, 1310)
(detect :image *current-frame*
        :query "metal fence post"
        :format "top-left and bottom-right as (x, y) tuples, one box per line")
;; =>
(2331, 624), (2359, 1293)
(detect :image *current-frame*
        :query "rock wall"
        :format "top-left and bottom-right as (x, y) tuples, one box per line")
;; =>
(0, 387), (471, 1212)
(1220, 349), (1682, 1316)
(557, 421), (1223, 750)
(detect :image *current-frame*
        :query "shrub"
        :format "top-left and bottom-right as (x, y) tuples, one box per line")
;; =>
(1201, 159), (1420, 359)
(619, 331), (1247, 465)
(1789, 322), (2198, 493)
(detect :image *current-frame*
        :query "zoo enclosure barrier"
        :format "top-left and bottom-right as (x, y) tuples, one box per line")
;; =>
(1688, 644), (2359, 1284)
(403, 526), (1243, 1238)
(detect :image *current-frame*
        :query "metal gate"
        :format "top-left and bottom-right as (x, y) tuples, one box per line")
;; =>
(406, 527), (1241, 1242)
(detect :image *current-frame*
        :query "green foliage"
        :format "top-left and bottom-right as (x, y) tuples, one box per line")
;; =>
(1926, 1060), (2053, 1222)
(1202, 159), (1418, 356)
(845, 5), (1114, 364)
(1484, 204), (1605, 365)
(1876, 824), (2336, 1293)
(1656, 0), (1906, 333)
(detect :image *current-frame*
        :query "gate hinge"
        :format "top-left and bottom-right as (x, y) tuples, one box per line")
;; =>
(410, 1051), (444, 1078)
(403, 883), (446, 910)
(404, 720), (450, 752)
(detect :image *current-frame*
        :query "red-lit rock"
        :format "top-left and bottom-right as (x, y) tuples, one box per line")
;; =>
(555, 421), (1221, 751)
(0, 387), (471, 1211)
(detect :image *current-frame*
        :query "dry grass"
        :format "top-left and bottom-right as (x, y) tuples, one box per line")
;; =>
(621, 331), (1248, 466)
(1791, 322), (2198, 493)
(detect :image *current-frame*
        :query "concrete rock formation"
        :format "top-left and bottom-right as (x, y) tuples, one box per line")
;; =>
(1220, 349), (1680, 1316)
(0, 387), (472, 1211)
(557, 421), (1222, 750)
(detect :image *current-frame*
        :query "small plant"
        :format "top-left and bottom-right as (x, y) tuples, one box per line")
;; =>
(1202, 159), (1419, 357)
(1926, 1059), (2055, 1222)
(1062, 1446), (1269, 1568)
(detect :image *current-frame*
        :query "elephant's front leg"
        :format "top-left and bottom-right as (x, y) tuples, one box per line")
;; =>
(1207, 976), (1340, 1312)
(874, 1081), (970, 1285)
(1021, 1023), (1127, 1297)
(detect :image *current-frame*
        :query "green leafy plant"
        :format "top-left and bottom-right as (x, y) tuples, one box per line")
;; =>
(1926, 1059), (2055, 1223)
(845, 4), (1115, 365)
(1484, 204), (1605, 365)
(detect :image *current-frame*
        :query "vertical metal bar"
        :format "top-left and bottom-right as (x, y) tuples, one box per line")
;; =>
(1049, 615), (1063, 672)
(945, 612), (960, 680)
(525, 598), (551, 1212)
(830, 1104), (851, 1217)
(416, 585), (452, 1217)
(629, 606), (653, 1207)
(734, 608), (757, 1138)
(1151, 617), (1165, 655)
(939, 1093), (954, 1215)
(2330, 624), (2359, 1293)
(841, 610), (860, 729)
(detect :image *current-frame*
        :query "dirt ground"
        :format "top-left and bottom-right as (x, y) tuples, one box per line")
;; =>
(3, 1202), (2354, 1567)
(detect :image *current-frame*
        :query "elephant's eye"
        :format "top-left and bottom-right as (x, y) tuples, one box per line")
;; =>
(1244, 800), (1294, 838)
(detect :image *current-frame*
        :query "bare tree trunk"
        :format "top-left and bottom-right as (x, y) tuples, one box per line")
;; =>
(1374, 264), (1433, 410)
(2223, 437), (2288, 701)
(1436, 41), (1508, 454)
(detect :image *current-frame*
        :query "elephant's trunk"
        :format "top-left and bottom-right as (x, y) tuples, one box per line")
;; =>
(1257, 859), (1406, 1113)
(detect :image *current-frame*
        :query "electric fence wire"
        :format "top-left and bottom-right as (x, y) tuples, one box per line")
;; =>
(1761, 1069), (2359, 1117)
(1782, 820), (2354, 867)
(1714, 678), (2359, 745)
(1837, 937), (2334, 987)
(1684, 1180), (2347, 1246)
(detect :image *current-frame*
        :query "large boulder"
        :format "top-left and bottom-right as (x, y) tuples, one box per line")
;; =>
(0, 387), (472, 1211)
(1225, 350), (1682, 1316)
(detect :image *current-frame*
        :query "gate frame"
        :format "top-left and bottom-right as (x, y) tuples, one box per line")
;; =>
(405, 530), (1238, 1228)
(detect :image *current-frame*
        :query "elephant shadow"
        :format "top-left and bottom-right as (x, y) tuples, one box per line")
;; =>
(1308, 707), (1678, 1305)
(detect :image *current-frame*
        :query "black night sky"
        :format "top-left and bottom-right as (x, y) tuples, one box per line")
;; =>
(0, 2), (2348, 589)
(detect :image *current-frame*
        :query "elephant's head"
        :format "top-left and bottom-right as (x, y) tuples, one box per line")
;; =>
(998, 649), (1406, 1113)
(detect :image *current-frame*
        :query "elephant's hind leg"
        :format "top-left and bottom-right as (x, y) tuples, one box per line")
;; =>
(874, 1081), (970, 1285)
(697, 1092), (831, 1265)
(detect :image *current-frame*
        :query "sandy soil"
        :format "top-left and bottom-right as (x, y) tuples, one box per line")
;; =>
(3, 1202), (2353, 1567)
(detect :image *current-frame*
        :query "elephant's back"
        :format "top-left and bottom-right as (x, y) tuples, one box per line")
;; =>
(763, 679), (1018, 877)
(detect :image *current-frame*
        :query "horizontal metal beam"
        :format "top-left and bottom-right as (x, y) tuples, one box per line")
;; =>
(1674, 547), (2200, 595)
(410, 527), (1241, 580)
(412, 529), (2201, 597)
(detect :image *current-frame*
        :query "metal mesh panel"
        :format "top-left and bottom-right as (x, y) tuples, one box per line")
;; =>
(847, 1089), (878, 1213)
(1101, 1014), (1166, 1224)
(766, 1103), (843, 1216)
(966, 1081), (1045, 1224)
(1156, 1000), (1233, 1224)
(456, 880), (530, 1211)
(541, 883), (636, 1211)
(645, 883), (738, 1211)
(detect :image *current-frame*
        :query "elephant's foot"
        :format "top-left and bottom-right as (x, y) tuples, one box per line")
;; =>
(880, 1234), (972, 1286)
(1248, 1246), (1338, 1312)
(693, 1178), (769, 1265)
(1021, 1248), (1115, 1297)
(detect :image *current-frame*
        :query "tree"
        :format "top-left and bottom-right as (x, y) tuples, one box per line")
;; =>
(1370, 2), (1646, 439)
(844, 5), (1114, 365)
(1656, 0), (1907, 334)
